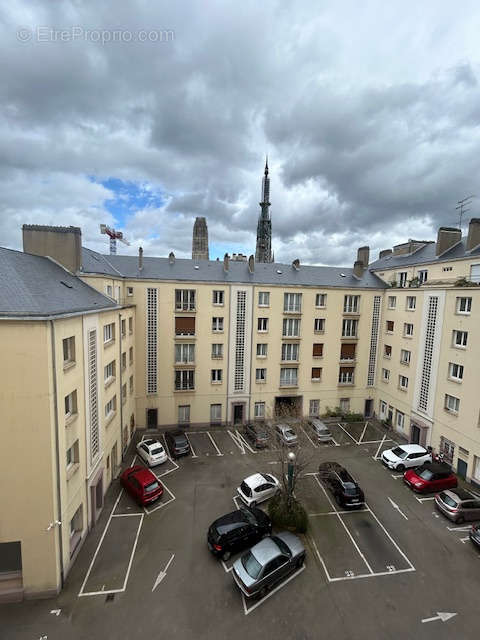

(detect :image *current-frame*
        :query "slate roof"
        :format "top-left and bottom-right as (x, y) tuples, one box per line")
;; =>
(369, 238), (480, 271)
(0, 247), (118, 317)
(81, 247), (387, 289)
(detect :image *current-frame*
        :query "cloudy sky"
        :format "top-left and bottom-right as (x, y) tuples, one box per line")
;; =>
(2, 1), (480, 266)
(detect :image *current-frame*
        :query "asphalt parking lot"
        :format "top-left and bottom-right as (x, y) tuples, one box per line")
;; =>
(2, 420), (480, 640)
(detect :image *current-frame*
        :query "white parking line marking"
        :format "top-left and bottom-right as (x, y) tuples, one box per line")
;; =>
(329, 567), (415, 582)
(111, 513), (144, 518)
(331, 437), (340, 447)
(241, 564), (306, 615)
(145, 482), (176, 515)
(416, 496), (435, 503)
(337, 423), (359, 444)
(155, 457), (179, 478)
(365, 501), (415, 570)
(235, 430), (257, 453)
(391, 474), (403, 479)
(227, 430), (246, 454)
(358, 422), (369, 444)
(184, 433), (197, 458)
(206, 431), (224, 456)
(300, 425), (318, 448)
(121, 514), (144, 589)
(447, 525), (472, 532)
(460, 537), (470, 544)
(309, 535), (332, 581)
(308, 509), (370, 517)
(233, 495), (242, 509)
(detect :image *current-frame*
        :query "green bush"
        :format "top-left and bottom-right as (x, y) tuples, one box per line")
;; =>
(268, 493), (309, 534)
(343, 412), (364, 423)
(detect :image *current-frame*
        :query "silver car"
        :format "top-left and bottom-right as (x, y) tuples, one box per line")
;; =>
(434, 489), (480, 523)
(275, 423), (298, 446)
(308, 419), (333, 443)
(232, 532), (305, 598)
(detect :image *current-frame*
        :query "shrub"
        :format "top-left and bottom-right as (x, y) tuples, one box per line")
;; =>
(268, 492), (309, 534)
(343, 412), (364, 423)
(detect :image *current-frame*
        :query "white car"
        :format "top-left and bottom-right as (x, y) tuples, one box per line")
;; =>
(275, 424), (298, 446)
(136, 438), (168, 467)
(237, 473), (281, 507)
(381, 444), (432, 471)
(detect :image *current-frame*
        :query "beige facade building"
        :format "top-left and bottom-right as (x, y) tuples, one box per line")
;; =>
(1, 220), (480, 600)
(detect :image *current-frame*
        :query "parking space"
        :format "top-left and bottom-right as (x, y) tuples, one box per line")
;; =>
(186, 431), (223, 457)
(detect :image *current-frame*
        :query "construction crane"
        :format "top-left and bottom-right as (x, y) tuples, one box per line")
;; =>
(100, 224), (130, 255)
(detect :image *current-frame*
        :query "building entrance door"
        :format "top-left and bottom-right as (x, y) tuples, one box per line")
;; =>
(364, 399), (373, 418)
(147, 409), (158, 428)
(457, 458), (468, 480)
(233, 404), (244, 424)
(411, 425), (421, 444)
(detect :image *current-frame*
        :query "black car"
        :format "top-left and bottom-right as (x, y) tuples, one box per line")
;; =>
(164, 430), (191, 459)
(470, 524), (480, 549)
(207, 506), (272, 561)
(244, 423), (269, 448)
(318, 461), (365, 508)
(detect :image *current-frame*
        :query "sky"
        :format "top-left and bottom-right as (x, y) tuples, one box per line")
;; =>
(2, 1), (480, 265)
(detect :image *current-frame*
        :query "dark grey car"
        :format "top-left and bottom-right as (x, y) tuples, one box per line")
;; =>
(434, 489), (480, 523)
(232, 532), (305, 598)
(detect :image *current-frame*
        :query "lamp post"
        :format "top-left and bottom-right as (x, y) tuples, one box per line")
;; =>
(287, 451), (296, 496)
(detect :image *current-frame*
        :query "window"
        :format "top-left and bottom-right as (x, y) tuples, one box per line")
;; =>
(418, 270), (428, 284)
(339, 398), (350, 413)
(283, 318), (300, 337)
(338, 367), (354, 384)
(127, 286), (133, 296)
(122, 383), (127, 403)
(445, 394), (460, 413)
(104, 361), (115, 383)
(384, 345), (392, 358)
(280, 368), (298, 386)
(258, 317), (269, 332)
(64, 390), (77, 418)
(386, 320), (394, 333)
(256, 368), (266, 383)
(103, 323), (115, 343)
(403, 323), (414, 337)
(440, 436), (455, 463)
(121, 319), (126, 337)
(284, 292), (302, 313)
(453, 330), (468, 348)
(62, 336), (75, 365)
(212, 317), (224, 332)
(256, 343), (267, 357)
(210, 404), (222, 423)
(69, 505), (83, 550)
(258, 291), (270, 307)
(254, 402), (265, 418)
(399, 272), (408, 287)
(396, 411), (405, 429)
(456, 297), (472, 314)
(443, 266), (453, 272)
(470, 264), (480, 283)
(344, 295), (360, 313)
(212, 343), (223, 359)
(315, 293), (326, 308)
(175, 370), (195, 390)
(66, 441), (79, 470)
(398, 375), (408, 390)
(448, 362), (464, 382)
(128, 317), (133, 334)
(175, 289), (196, 311)
(309, 399), (320, 416)
(106, 284), (113, 297)
(342, 319), (358, 337)
(211, 369), (222, 383)
(105, 396), (116, 418)
(380, 400), (387, 418)
(129, 346), (133, 365)
(388, 296), (396, 309)
(314, 318), (325, 333)
(312, 367), (322, 381)
(178, 405), (190, 423)
(400, 349), (411, 365)
(312, 343), (323, 358)
(382, 368), (390, 382)
(282, 343), (299, 361)
(340, 343), (355, 361)
(212, 290), (224, 305)
(175, 316), (195, 336)
(129, 375), (134, 394)
(121, 352), (127, 370)
(406, 296), (416, 310)
(175, 343), (195, 364)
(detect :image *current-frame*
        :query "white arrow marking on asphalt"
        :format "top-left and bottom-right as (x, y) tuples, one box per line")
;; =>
(421, 612), (457, 624)
(388, 497), (408, 520)
(50, 609), (61, 616)
(152, 554), (175, 592)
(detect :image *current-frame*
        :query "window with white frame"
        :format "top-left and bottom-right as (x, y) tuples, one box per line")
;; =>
(284, 292), (302, 313)
(315, 293), (326, 308)
(105, 284), (113, 297)
(338, 367), (354, 384)
(280, 368), (298, 386)
(254, 401), (265, 418)
(314, 318), (325, 333)
(309, 399), (320, 416)
(121, 319), (126, 337)
(380, 400), (387, 418)
(384, 345), (392, 358)
(445, 394), (460, 413)
(66, 440), (79, 470)
(256, 368), (266, 382)
(456, 297), (472, 314)
(344, 295), (360, 313)
(104, 361), (115, 383)
(105, 396), (116, 418)
(103, 323), (115, 343)
(211, 369), (222, 383)
(418, 270), (428, 284)
(256, 343), (267, 357)
(396, 410), (405, 429)
(258, 291), (270, 307)
(127, 286), (133, 296)
(403, 323), (414, 337)
(283, 318), (300, 337)
(440, 436), (455, 462)
(448, 362), (464, 382)
(342, 319), (358, 337)
(382, 368), (390, 382)
(178, 405), (190, 423)
(212, 317), (224, 332)
(399, 272), (408, 287)
(258, 317), (269, 332)
(175, 370), (195, 390)
(453, 330), (468, 348)
(64, 390), (77, 418)
(212, 290), (224, 306)
(62, 336), (75, 365)
(470, 264), (480, 283)
(386, 320), (394, 333)
(281, 343), (299, 361)
(339, 398), (350, 413)
(387, 296), (396, 309)
(400, 349), (411, 365)
(175, 289), (196, 311)
(210, 404), (222, 423)
(398, 375), (408, 390)
(175, 343), (195, 364)
(212, 343), (223, 359)
(406, 296), (416, 310)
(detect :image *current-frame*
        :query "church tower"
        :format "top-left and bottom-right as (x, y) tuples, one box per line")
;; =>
(255, 157), (273, 263)
(192, 217), (209, 260)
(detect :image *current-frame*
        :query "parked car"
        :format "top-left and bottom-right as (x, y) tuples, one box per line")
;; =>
(434, 489), (480, 523)
(232, 532), (305, 598)
(207, 506), (272, 561)
(403, 462), (457, 494)
(469, 524), (480, 549)
(307, 419), (333, 443)
(164, 430), (191, 459)
(381, 444), (432, 471)
(120, 465), (164, 506)
(237, 473), (281, 507)
(136, 438), (168, 467)
(244, 423), (269, 449)
(318, 461), (365, 508)
(275, 423), (298, 446)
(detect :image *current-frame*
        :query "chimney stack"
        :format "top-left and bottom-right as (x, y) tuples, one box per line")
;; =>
(169, 251), (175, 265)
(223, 253), (230, 272)
(248, 255), (255, 273)
(22, 224), (82, 273)
(379, 249), (393, 259)
(436, 227), (461, 256)
(353, 260), (364, 278)
(138, 247), (143, 271)
(292, 259), (300, 271)
(357, 246), (369, 268)
(467, 218), (480, 251)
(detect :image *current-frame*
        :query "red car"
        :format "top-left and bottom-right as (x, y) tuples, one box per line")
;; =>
(404, 462), (457, 494)
(121, 465), (164, 506)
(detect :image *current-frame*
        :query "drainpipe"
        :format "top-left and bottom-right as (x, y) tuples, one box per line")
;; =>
(226, 286), (232, 425)
(50, 320), (65, 589)
(247, 286), (255, 422)
(119, 312), (124, 462)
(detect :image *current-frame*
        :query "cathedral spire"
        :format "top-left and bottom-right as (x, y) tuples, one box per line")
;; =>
(256, 157), (273, 263)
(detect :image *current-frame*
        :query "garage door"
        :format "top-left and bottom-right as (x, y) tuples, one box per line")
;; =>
(0, 541), (23, 603)
(470, 264), (480, 283)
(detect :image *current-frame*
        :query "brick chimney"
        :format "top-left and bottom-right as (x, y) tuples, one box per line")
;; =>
(248, 255), (254, 273)
(22, 224), (82, 273)
(223, 253), (230, 272)
(436, 227), (461, 256)
(356, 246), (369, 269)
(467, 218), (480, 251)
(353, 260), (364, 278)
(379, 249), (393, 259)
